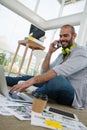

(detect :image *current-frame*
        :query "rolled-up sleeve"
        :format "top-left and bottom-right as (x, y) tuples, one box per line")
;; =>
(52, 49), (87, 77)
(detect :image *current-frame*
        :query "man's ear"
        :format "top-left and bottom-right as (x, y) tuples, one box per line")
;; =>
(73, 33), (77, 39)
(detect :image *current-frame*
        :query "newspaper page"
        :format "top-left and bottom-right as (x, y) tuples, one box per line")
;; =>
(31, 111), (87, 130)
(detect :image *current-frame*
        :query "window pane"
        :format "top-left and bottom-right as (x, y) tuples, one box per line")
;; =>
(0, 4), (30, 53)
(62, 0), (86, 16)
(37, 0), (61, 20)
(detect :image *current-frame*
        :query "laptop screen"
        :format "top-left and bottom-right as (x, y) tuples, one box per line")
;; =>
(29, 24), (45, 40)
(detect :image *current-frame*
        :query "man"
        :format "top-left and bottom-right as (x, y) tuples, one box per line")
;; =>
(6, 24), (87, 109)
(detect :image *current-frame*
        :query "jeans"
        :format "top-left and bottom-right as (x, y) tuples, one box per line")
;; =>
(6, 75), (74, 106)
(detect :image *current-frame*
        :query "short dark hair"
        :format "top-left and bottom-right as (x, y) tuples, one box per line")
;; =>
(61, 24), (76, 34)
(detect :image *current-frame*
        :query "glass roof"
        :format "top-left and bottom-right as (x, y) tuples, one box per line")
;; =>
(17, 0), (86, 20)
(17, 0), (61, 20)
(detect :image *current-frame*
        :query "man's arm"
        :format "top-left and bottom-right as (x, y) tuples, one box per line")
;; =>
(34, 70), (57, 84)
(10, 70), (57, 93)
(41, 51), (52, 71)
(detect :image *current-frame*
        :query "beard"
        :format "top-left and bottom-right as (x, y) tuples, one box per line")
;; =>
(61, 37), (73, 49)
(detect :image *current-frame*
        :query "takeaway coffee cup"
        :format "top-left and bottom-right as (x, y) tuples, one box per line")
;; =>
(32, 93), (48, 114)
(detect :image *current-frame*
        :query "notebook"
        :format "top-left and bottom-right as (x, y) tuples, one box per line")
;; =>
(0, 65), (33, 103)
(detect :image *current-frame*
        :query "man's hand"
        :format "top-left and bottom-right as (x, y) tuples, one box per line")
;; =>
(49, 40), (60, 54)
(10, 78), (34, 93)
(10, 82), (28, 93)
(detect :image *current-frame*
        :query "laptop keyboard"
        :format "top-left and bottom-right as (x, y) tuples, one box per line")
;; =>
(9, 91), (24, 100)
(18, 92), (33, 101)
(9, 91), (33, 102)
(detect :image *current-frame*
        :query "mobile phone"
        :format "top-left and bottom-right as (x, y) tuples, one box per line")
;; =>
(45, 106), (79, 121)
(57, 42), (62, 48)
(54, 42), (61, 48)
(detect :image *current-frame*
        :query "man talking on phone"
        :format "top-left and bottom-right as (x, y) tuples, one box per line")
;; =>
(6, 24), (87, 109)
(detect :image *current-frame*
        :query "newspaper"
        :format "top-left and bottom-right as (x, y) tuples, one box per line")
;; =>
(0, 106), (13, 116)
(5, 104), (32, 120)
(0, 94), (32, 120)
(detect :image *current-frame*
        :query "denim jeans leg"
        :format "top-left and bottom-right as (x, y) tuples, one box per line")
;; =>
(46, 75), (74, 105)
(34, 83), (47, 94)
(6, 75), (34, 86)
(35, 75), (74, 106)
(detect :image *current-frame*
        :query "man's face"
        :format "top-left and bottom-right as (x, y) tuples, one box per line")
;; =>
(59, 27), (76, 49)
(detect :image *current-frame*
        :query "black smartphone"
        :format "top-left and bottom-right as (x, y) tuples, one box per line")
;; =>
(53, 42), (61, 48)
(57, 42), (62, 48)
(46, 106), (78, 121)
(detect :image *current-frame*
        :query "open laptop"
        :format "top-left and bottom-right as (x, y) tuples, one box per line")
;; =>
(0, 65), (33, 103)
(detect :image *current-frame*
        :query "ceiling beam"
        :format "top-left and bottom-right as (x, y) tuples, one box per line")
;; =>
(43, 12), (82, 30)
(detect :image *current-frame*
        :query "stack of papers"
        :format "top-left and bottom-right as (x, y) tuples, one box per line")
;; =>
(31, 111), (87, 130)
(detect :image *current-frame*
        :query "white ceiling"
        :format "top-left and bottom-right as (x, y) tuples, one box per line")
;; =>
(0, 0), (86, 30)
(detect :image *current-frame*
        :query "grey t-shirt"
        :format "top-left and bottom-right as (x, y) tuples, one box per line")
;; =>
(42, 45), (87, 109)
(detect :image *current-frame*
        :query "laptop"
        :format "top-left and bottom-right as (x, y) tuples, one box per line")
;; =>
(0, 65), (33, 103)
